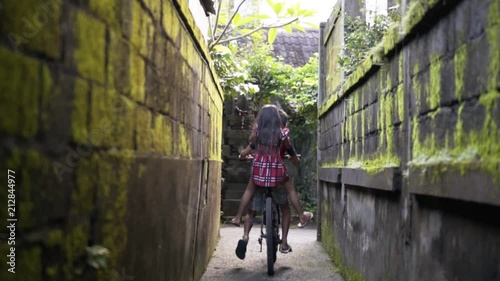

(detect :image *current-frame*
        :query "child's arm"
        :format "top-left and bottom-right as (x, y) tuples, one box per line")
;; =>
(239, 144), (253, 158)
(283, 137), (300, 165)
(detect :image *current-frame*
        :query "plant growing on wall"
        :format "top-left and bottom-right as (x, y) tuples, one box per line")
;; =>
(337, 5), (401, 75)
(338, 13), (390, 75)
(211, 42), (260, 97)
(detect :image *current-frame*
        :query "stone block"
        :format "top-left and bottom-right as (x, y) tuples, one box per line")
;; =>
(89, 0), (120, 28)
(130, 52), (146, 103)
(0, 47), (41, 137)
(71, 77), (90, 143)
(135, 106), (153, 152)
(468, 0), (490, 41)
(464, 34), (490, 99)
(2, 0), (61, 59)
(460, 99), (486, 136)
(440, 57), (457, 106)
(428, 17), (448, 59)
(89, 86), (116, 146)
(72, 10), (106, 84)
(108, 31), (132, 95)
(131, 0), (154, 57)
(432, 107), (457, 148)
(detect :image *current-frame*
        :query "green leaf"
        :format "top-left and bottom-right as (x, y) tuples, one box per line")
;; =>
(291, 23), (305, 32)
(283, 25), (292, 33)
(232, 14), (242, 26)
(235, 16), (257, 27)
(250, 32), (264, 40)
(268, 28), (278, 45)
(255, 14), (271, 19)
(238, 28), (254, 35)
(272, 2), (284, 15)
(213, 45), (232, 54)
(265, 0), (274, 10)
(301, 10), (316, 17)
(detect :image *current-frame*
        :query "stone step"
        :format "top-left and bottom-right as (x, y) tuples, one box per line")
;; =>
(224, 129), (252, 139)
(224, 183), (248, 191)
(222, 199), (240, 216)
(224, 190), (244, 200)
(223, 168), (251, 183)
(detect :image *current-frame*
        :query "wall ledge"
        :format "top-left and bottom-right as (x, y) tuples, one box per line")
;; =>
(170, 0), (225, 101)
(318, 166), (401, 192)
(409, 165), (500, 207)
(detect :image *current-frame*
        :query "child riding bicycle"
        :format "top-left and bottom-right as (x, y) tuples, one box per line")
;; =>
(230, 105), (313, 257)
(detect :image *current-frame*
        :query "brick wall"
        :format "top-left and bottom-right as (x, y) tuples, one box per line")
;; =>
(0, 0), (223, 280)
(318, 0), (500, 280)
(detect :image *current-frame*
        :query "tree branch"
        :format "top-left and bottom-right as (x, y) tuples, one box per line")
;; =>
(215, 17), (299, 46)
(209, 0), (247, 51)
(211, 0), (223, 41)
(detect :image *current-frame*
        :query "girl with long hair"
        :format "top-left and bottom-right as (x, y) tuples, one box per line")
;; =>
(230, 105), (313, 237)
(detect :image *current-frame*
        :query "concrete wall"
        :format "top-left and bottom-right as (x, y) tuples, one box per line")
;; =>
(0, 0), (223, 281)
(318, 0), (500, 280)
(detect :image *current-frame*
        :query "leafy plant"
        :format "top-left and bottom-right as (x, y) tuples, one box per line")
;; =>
(241, 44), (318, 209)
(211, 43), (259, 98)
(208, 0), (316, 50)
(338, 13), (390, 75)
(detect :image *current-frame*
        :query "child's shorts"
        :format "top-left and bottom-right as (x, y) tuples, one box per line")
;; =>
(249, 186), (288, 212)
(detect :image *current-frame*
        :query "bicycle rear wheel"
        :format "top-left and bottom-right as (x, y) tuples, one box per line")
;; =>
(266, 197), (274, 276)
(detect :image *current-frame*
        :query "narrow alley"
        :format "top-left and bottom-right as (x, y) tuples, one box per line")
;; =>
(201, 224), (344, 281)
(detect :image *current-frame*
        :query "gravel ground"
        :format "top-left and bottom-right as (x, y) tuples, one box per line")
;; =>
(200, 223), (345, 281)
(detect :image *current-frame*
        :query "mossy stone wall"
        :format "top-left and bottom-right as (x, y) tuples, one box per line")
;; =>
(318, 0), (500, 281)
(0, 0), (222, 280)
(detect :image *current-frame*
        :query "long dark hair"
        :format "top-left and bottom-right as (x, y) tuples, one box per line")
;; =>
(255, 105), (282, 147)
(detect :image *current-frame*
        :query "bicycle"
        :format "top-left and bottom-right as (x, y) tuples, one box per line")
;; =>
(258, 186), (281, 276)
(240, 154), (300, 276)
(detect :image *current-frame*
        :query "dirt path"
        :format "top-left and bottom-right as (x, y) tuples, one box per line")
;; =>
(200, 223), (345, 281)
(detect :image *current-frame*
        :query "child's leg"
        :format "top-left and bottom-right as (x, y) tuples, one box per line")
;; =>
(280, 203), (291, 248)
(282, 179), (304, 215)
(231, 179), (257, 225)
(242, 209), (255, 241)
(282, 179), (313, 226)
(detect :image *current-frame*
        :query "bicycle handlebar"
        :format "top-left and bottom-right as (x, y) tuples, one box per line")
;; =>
(238, 154), (301, 161)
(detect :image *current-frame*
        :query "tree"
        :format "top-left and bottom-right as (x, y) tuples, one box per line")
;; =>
(208, 0), (316, 51)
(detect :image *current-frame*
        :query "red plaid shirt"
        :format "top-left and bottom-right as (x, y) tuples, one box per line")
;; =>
(251, 128), (290, 187)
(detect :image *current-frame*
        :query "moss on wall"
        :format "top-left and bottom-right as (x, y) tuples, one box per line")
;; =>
(73, 11), (106, 84)
(2, 0), (61, 59)
(0, 47), (40, 137)
(428, 54), (441, 110)
(321, 218), (366, 281)
(454, 45), (467, 101)
(1, 1), (223, 281)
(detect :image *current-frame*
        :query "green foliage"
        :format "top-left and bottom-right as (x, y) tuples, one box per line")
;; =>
(338, 14), (390, 75)
(242, 43), (318, 209)
(211, 43), (259, 97)
(243, 43), (318, 129)
(208, 0), (317, 49)
(85, 245), (109, 269)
